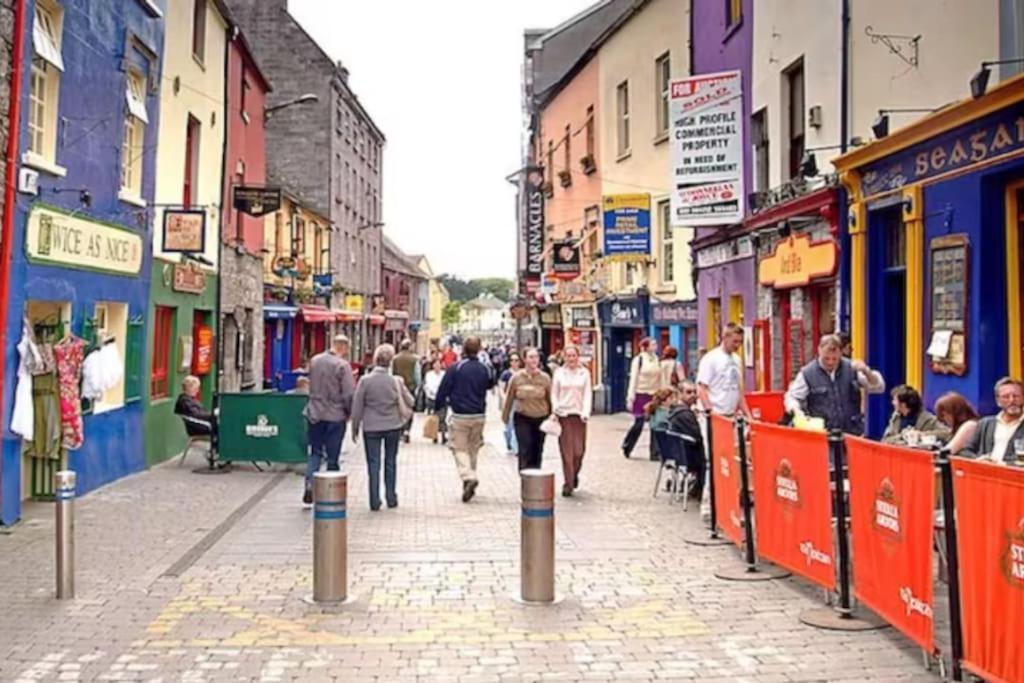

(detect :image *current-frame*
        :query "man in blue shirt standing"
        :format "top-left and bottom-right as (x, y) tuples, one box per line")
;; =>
(435, 336), (494, 502)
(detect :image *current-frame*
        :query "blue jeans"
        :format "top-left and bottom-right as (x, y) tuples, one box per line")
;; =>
(504, 417), (518, 452)
(305, 420), (345, 491)
(363, 429), (400, 509)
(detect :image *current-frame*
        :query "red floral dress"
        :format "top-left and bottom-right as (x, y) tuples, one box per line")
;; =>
(54, 338), (86, 450)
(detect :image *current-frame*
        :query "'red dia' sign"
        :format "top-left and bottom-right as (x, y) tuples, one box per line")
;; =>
(758, 233), (837, 289)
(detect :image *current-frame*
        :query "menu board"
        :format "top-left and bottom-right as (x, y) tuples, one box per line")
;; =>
(929, 234), (969, 375)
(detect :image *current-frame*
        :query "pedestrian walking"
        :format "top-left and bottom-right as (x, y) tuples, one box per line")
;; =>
(302, 335), (355, 505)
(434, 336), (494, 502)
(497, 352), (522, 455)
(502, 347), (552, 471)
(391, 339), (420, 443)
(622, 337), (661, 459)
(659, 345), (685, 387)
(934, 391), (981, 454)
(551, 345), (592, 496)
(959, 377), (1024, 463)
(349, 344), (413, 511)
(783, 333), (884, 435)
(423, 358), (448, 444)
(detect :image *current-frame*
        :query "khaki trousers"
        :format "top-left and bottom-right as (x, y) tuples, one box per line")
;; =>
(449, 415), (485, 482)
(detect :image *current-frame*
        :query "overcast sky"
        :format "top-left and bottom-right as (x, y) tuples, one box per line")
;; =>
(289, 0), (595, 281)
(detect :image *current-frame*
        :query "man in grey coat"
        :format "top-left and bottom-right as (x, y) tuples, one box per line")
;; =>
(303, 335), (355, 504)
(961, 377), (1024, 463)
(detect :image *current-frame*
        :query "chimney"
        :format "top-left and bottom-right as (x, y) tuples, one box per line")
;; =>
(336, 60), (349, 84)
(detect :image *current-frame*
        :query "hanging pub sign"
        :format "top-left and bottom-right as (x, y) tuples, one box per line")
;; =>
(371, 294), (387, 315)
(233, 186), (282, 217)
(602, 194), (651, 261)
(552, 240), (581, 280)
(162, 209), (206, 253)
(569, 305), (596, 329)
(344, 294), (365, 312)
(272, 255), (297, 276)
(172, 262), (207, 294)
(669, 70), (744, 226)
(522, 166), (545, 293)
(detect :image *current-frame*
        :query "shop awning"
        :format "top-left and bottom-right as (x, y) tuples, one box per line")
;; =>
(384, 309), (409, 319)
(368, 314), (386, 326)
(334, 309), (363, 322)
(299, 304), (335, 324)
(263, 303), (298, 320)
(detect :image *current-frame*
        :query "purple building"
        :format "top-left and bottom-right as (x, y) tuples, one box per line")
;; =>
(690, 0), (756, 385)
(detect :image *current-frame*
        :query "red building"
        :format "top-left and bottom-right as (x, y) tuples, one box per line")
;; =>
(221, 31), (271, 391)
(381, 236), (427, 347)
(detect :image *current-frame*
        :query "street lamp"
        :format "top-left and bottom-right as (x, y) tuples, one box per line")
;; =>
(264, 93), (319, 121)
(970, 58), (1024, 99)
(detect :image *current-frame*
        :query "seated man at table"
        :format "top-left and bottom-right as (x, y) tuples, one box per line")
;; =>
(784, 333), (886, 435)
(881, 384), (949, 446)
(174, 375), (214, 436)
(960, 377), (1024, 464)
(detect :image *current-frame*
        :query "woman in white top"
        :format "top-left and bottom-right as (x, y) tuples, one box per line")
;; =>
(423, 358), (447, 444)
(552, 345), (593, 497)
(622, 337), (661, 459)
(934, 391), (980, 454)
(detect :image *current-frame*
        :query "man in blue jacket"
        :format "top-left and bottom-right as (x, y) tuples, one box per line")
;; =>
(435, 336), (494, 502)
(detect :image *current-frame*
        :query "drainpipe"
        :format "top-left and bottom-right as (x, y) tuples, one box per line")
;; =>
(0, 0), (27, 518)
(837, 0), (852, 332)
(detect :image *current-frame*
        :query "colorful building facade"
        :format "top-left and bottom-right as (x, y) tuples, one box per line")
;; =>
(2, 0), (164, 522)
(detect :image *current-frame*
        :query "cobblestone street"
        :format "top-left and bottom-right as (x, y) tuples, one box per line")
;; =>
(0, 405), (942, 682)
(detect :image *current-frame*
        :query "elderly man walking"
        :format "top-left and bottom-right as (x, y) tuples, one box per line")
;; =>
(784, 333), (885, 435)
(303, 335), (355, 505)
(434, 336), (493, 502)
(391, 339), (420, 443)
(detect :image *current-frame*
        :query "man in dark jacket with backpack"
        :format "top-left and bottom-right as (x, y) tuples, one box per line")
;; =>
(434, 336), (494, 502)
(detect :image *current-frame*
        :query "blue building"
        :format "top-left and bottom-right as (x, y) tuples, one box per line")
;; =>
(1, 0), (164, 524)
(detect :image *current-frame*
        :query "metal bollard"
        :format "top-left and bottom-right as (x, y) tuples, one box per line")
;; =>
(312, 472), (347, 603)
(55, 470), (75, 600)
(520, 469), (555, 603)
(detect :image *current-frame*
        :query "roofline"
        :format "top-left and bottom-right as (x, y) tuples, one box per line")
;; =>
(537, 0), (614, 45)
(231, 28), (272, 93)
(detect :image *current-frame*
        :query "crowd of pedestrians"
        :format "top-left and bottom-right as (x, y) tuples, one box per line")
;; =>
(293, 323), (1023, 512)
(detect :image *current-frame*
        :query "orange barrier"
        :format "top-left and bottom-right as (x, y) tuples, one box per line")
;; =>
(710, 414), (744, 548)
(745, 391), (785, 424)
(951, 458), (1024, 683)
(846, 437), (936, 653)
(749, 422), (834, 589)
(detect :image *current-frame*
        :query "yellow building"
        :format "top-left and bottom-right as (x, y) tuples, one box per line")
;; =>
(415, 255), (448, 350)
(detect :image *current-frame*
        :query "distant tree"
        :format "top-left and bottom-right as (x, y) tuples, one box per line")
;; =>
(441, 301), (462, 329)
(438, 274), (478, 302)
(470, 278), (514, 301)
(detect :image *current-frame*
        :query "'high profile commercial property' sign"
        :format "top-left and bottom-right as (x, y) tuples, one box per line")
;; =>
(670, 70), (745, 226)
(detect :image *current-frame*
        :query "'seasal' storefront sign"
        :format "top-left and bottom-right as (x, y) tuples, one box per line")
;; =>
(27, 206), (143, 276)
(670, 70), (744, 226)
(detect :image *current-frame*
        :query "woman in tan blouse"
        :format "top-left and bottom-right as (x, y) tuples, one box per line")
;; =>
(502, 347), (552, 471)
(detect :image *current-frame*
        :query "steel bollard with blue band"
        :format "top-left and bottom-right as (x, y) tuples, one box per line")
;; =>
(520, 469), (556, 603)
(312, 472), (348, 603)
(54, 470), (75, 600)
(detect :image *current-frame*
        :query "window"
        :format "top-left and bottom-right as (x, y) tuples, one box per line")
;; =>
(93, 302), (128, 414)
(191, 0), (206, 63)
(240, 75), (250, 123)
(655, 52), (671, 137)
(726, 0), (742, 28)
(120, 69), (148, 200)
(314, 224), (327, 273)
(293, 216), (305, 256)
(151, 306), (175, 399)
(547, 140), (555, 184)
(335, 153), (342, 203)
(585, 105), (595, 158)
(233, 171), (244, 240)
(563, 124), (571, 173)
(786, 60), (805, 180)
(707, 298), (722, 347)
(659, 200), (674, 283)
(751, 107), (769, 192)
(274, 212), (286, 258)
(183, 115), (200, 207)
(27, 1), (63, 168)
(616, 80), (630, 157)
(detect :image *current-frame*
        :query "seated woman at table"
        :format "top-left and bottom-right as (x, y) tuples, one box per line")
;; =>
(934, 391), (980, 454)
(882, 384), (950, 446)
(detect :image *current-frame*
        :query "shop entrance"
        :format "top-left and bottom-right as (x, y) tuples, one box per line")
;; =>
(606, 328), (640, 413)
(868, 206), (907, 438)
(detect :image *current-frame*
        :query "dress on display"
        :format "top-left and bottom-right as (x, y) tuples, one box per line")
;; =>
(54, 337), (86, 451)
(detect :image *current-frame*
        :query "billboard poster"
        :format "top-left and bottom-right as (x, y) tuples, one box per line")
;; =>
(670, 70), (744, 226)
(522, 166), (545, 294)
(602, 193), (650, 261)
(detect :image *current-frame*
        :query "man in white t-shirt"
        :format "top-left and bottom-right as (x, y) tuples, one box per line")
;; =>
(697, 322), (751, 418)
(695, 322), (751, 521)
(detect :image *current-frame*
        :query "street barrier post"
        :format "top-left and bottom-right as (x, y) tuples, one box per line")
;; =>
(311, 471), (349, 604)
(55, 470), (75, 600)
(937, 449), (964, 681)
(519, 469), (557, 604)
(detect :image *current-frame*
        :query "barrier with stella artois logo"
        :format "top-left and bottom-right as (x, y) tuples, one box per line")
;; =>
(950, 457), (1024, 683)
(846, 437), (936, 653)
(710, 414), (744, 548)
(749, 422), (835, 589)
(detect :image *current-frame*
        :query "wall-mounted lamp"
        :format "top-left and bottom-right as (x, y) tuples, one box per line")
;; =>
(264, 93), (319, 122)
(871, 108), (938, 139)
(970, 58), (1024, 99)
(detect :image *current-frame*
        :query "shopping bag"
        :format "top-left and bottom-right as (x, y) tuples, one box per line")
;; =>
(540, 414), (562, 437)
(422, 413), (440, 440)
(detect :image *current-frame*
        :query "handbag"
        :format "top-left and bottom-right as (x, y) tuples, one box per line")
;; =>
(422, 413), (439, 440)
(394, 377), (414, 422)
(540, 414), (562, 437)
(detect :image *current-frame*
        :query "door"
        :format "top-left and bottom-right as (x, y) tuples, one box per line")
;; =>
(606, 328), (631, 413)
(868, 206), (907, 438)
